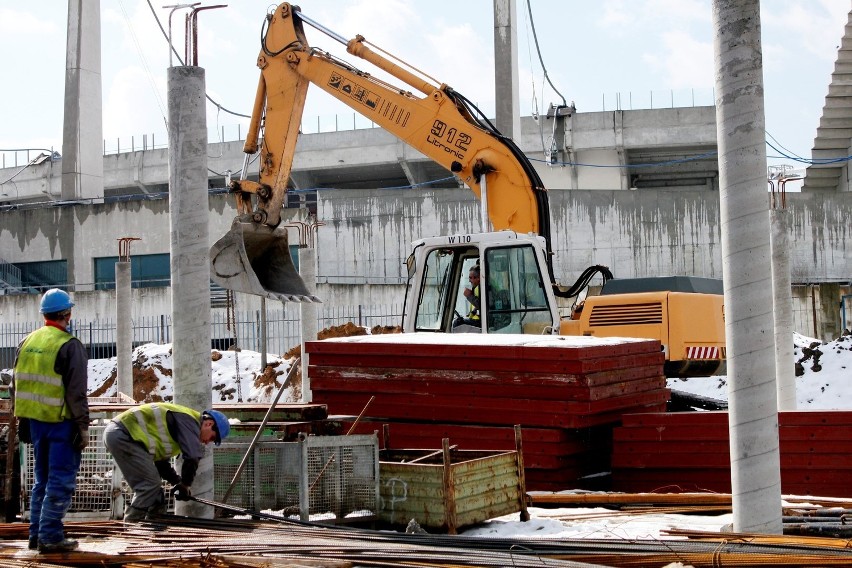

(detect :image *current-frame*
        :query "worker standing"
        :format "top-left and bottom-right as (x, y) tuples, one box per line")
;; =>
(103, 403), (230, 521)
(14, 289), (90, 553)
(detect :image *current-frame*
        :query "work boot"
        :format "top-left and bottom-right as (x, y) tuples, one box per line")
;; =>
(123, 505), (147, 522)
(28, 536), (37, 550)
(38, 538), (78, 553)
(146, 501), (168, 519)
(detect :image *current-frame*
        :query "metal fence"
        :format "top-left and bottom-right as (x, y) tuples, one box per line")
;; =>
(0, 303), (403, 369)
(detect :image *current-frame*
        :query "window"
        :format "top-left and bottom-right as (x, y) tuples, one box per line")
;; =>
(94, 253), (170, 290)
(13, 260), (68, 293)
(415, 246), (478, 331)
(289, 244), (300, 273)
(483, 246), (553, 334)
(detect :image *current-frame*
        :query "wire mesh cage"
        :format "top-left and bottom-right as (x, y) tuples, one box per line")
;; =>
(21, 423), (379, 523)
(214, 434), (379, 522)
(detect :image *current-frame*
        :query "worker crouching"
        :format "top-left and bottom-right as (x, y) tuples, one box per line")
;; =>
(103, 403), (230, 521)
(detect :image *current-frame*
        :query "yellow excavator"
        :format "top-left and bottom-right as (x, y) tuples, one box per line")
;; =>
(210, 2), (726, 377)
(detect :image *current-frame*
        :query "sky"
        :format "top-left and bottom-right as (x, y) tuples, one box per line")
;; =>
(66, 328), (851, 538)
(1, 1), (849, 175)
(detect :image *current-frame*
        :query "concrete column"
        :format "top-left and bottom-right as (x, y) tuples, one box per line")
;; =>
(168, 66), (213, 518)
(61, 0), (103, 201)
(770, 208), (795, 410)
(494, 0), (520, 140)
(299, 246), (318, 403)
(115, 261), (133, 399)
(713, 0), (782, 534)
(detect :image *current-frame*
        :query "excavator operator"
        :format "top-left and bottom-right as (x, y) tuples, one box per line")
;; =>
(455, 265), (481, 328)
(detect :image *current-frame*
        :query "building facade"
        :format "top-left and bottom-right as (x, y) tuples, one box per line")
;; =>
(2, 107), (850, 364)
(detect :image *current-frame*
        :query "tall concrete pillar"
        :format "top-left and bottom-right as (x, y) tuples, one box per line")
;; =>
(61, 0), (104, 201)
(713, 0), (782, 534)
(115, 261), (133, 398)
(770, 206), (795, 410)
(494, 0), (520, 140)
(168, 65), (213, 518)
(299, 246), (317, 403)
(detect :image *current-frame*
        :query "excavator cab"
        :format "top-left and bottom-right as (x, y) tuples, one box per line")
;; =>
(403, 232), (560, 335)
(210, 216), (320, 303)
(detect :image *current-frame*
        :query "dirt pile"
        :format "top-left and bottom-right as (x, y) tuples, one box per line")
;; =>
(283, 322), (401, 359)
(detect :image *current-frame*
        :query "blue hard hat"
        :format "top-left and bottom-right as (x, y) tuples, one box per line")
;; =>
(203, 409), (230, 446)
(40, 288), (74, 314)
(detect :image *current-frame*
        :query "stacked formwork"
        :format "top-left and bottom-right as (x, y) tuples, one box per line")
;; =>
(611, 410), (852, 497)
(307, 333), (668, 491)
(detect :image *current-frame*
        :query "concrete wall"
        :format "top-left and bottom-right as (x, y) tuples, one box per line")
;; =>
(3, 108), (720, 204)
(1, 187), (850, 342)
(2, 105), (849, 341)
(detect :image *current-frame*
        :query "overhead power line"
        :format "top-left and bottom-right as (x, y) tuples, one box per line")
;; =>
(524, 0), (566, 107)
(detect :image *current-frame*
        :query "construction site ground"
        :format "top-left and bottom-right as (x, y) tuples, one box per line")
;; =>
(2, 491), (852, 567)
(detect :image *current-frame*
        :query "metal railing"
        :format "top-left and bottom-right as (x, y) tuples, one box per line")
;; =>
(0, 258), (22, 290)
(2, 89), (714, 166)
(0, 304), (403, 369)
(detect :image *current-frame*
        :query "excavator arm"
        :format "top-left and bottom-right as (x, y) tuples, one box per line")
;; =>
(210, 3), (554, 302)
(241, 2), (550, 237)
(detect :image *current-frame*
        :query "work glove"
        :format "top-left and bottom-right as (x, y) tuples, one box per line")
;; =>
(171, 483), (192, 501)
(73, 426), (89, 452)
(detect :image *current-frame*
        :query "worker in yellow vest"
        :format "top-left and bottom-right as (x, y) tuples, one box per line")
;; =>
(14, 289), (90, 553)
(453, 265), (482, 328)
(103, 403), (230, 521)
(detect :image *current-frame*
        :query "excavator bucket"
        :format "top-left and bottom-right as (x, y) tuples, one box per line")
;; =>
(210, 218), (321, 303)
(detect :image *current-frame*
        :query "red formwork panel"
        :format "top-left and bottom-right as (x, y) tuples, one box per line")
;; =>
(614, 423), (852, 443)
(621, 410), (852, 427)
(310, 361), (667, 388)
(309, 367), (666, 401)
(307, 351), (664, 375)
(613, 451), (852, 470)
(620, 410), (730, 427)
(613, 438), (852, 455)
(314, 390), (670, 428)
(351, 421), (587, 449)
(348, 421), (612, 470)
(306, 334), (660, 359)
(613, 425), (728, 442)
(611, 410), (852, 497)
(306, 335), (663, 375)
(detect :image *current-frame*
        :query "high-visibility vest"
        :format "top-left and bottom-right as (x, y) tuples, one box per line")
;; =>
(468, 285), (481, 320)
(14, 326), (74, 422)
(117, 403), (200, 461)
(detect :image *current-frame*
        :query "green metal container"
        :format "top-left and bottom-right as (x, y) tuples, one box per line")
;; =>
(378, 442), (528, 534)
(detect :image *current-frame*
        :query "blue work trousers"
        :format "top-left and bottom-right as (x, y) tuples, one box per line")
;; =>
(29, 419), (81, 545)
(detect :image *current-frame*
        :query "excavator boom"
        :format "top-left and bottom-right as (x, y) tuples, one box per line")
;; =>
(210, 2), (551, 301)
